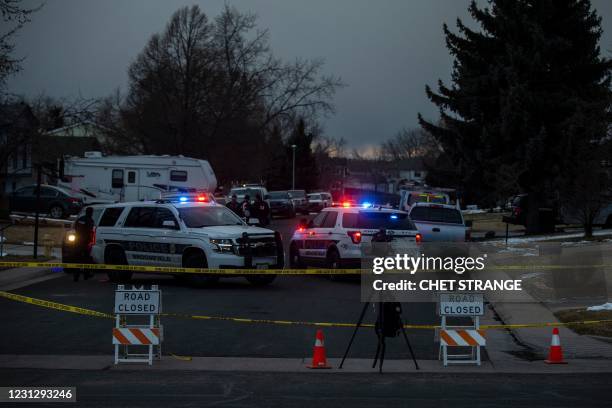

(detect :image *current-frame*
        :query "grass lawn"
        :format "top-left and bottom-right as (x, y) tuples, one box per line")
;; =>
(554, 308), (612, 337)
(2, 225), (66, 247)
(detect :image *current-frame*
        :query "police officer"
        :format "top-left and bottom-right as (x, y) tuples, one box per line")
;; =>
(252, 194), (271, 226)
(241, 195), (252, 219)
(226, 194), (243, 217)
(73, 206), (95, 282)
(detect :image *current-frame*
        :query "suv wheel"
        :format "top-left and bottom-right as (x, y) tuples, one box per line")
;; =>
(183, 252), (219, 287)
(106, 247), (133, 283)
(49, 205), (65, 219)
(289, 243), (304, 269)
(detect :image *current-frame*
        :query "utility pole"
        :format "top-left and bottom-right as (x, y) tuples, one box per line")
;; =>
(291, 144), (297, 190)
(33, 164), (42, 259)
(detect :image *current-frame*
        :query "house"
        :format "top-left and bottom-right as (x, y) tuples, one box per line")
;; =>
(0, 114), (105, 195)
(0, 102), (39, 195)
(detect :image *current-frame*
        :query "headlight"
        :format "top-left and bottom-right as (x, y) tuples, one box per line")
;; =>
(66, 233), (76, 243)
(210, 238), (234, 253)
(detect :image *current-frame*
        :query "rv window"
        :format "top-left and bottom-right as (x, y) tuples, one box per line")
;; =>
(127, 171), (136, 184)
(170, 170), (188, 182)
(111, 169), (124, 188)
(99, 207), (124, 227)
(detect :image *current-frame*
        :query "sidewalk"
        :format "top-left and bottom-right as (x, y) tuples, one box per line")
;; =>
(486, 274), (612, 359)
(1, 354), (611, 373)
(0, 261), (62, 290)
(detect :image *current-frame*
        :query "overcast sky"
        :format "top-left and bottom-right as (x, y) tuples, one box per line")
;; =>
(7, 0), (612, 150)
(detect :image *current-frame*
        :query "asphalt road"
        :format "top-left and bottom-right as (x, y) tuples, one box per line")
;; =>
(2, 369), (611, 408)
(0, 216), (441, 360)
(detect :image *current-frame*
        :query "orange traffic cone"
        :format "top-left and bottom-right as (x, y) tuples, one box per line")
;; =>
(545, 328), (567, 364)
(307, 329), (332, 369)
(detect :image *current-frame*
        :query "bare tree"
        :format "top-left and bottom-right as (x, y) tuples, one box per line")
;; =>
(0, 0), (41, 92)
(380, 128), (439, 161)
(108, 5), (342, 182)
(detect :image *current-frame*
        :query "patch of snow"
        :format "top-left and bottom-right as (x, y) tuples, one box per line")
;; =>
(587, 303), (612, 311)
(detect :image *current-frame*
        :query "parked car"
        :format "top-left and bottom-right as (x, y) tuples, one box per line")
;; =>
(9, 185), (83, 219)
(287, 190), (309, 215)
(229, 186), (268, 202)
(307, 192), (333, 212)
(267, 191), (295, 218)
(503, 193), (612, 231)
(407, 202), (469, 242)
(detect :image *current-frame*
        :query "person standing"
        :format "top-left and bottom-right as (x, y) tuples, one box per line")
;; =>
(241, 195), (252, 219)
(73, 206), (95, 282)
(226, 194), (243, 217)
(253, 194), (271, 226)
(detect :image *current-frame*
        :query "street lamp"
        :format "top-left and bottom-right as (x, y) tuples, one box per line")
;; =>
(291, 144), (297, 190)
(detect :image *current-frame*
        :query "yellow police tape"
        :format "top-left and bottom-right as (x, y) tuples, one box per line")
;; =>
(2, 261), (612, 275)
(0, 261), (359, 275)
(1, 290), (611, 331)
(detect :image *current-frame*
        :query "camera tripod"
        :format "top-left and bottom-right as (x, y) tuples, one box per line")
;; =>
(339, 291), (419, 373)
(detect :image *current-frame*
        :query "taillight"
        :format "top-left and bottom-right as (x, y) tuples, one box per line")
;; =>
(415, 233), (422, 243)
(90, 227), (96, 246)
(514, 207), (521, 217)
(347, 230), (362, 244)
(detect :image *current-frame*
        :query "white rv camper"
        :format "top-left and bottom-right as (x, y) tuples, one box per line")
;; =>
(59, 152), (217, 204)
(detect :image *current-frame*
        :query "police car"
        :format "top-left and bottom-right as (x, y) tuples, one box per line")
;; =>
(288, 202), (421, 269)
(90, 195), (283, 285)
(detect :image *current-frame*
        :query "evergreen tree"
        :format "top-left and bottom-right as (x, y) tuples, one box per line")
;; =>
(420, 0), (611, 232)
(287, 118), (318, 191)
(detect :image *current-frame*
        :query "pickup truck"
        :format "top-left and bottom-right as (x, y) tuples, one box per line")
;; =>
(407, 202), (469, 242)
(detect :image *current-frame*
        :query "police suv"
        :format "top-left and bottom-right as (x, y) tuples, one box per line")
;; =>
(91, 196), (283, 285)
(289, 203), (420, 269)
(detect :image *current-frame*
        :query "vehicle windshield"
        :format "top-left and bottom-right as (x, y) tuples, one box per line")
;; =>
(409, 206), (463, 224)
(178, 206), (244, 227)
(308, 194), (321, 200)
(342, 211), (416, 230)
(288, 190), (305, 198)
(268, 191), (289, 199)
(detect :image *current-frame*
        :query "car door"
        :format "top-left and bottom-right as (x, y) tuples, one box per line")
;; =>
(11, 186), (36, 212)
(122, 206), (178, 266)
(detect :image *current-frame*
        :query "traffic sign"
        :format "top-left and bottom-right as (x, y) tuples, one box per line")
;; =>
(439, 293), (484, 316)
(114, 289), (161, 314)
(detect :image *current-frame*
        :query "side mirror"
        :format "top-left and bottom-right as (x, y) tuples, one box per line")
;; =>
(307, 220), (314, 229)
(465, 220), (473, 228)
(162, 220), (177, 229)
(264, 194), (270, 200)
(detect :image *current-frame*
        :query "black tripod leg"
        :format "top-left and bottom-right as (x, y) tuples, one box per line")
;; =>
(379, 337), (386, 374)
(339, 301), (370, 369)
(372, 338), (381, 368)
(401, 324), (420, 370)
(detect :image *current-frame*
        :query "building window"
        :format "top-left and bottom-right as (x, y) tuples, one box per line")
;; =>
(112, 169), (124, 188)
(127, 171), (136, 184)
(21, 145), (28, 169)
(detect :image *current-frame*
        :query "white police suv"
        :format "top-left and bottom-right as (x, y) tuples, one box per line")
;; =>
(91, 195), (283, 285)
(289, 203), (420, 269)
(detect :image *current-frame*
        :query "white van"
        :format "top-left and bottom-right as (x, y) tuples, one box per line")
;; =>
(59, 152), (217, 204)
